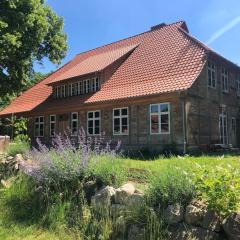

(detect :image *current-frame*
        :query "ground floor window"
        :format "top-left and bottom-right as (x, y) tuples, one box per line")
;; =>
(87, 111), (100, 135)
(50, 115), (56, 137)
(219, 113), (228, 145)
(35, 116), (44, 137)
(231, 117), (236, 134)
(150, 103), (170, 134)
(113, 108), (128, 135)
(71, 112), (78, 136)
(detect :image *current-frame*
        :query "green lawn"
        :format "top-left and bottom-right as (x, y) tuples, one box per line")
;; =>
(124, 154), (240, 179)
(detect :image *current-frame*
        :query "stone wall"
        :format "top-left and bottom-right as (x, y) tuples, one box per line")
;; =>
(186, 61), (240, 149)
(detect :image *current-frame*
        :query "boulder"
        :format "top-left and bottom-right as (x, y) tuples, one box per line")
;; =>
(91, 186), (116, 207)
(185, 204), (206, 225)
(126, 193), (145, 207)
(163, 203), (184, 225)
(115, 183), (135, 205)
(222, 212), (240, 240)
(111, 204), (126, 218)
(201, 210), (221, 232)
(168, 223), (219, 240)
(127, 224), (145, 240)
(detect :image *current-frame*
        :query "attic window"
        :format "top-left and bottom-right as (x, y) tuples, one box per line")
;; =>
(53, 77), (100, 99)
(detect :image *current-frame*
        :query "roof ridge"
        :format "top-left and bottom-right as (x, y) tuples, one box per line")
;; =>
(75, 20), (185, 57)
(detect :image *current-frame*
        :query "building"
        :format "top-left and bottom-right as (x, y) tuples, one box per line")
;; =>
(0, 21), (240, 152)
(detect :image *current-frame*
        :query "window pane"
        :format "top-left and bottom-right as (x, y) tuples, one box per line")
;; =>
(114, 109), (120, 116)
(122, 117), (127, 125)
(88, 128), (93, 135)
(114, 118), (120, 125)
(151, 115), (159, 133)
(72, 113), (78, 120)
(88, 112), (93, 119)
(50, 115), (55, 122)
(121, 108), (128, 116)
(161, 114), (169, 124)
(95, 127), (100, 135)
(161, 124), (169, 133)
(95, 111), (100, 118)
(88, 120), (93, 127)
(151, 105), (158, 113)
(95, 120), (100, 127)
(114, 126), (120, 134)
(122, 125), (128, 134)
(35, 118), (39, 123)
(160, 104), (168, 112)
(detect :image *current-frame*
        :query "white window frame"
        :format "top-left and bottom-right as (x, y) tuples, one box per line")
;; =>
(207, 61), (216, 88)
(49, 115), (56, 137)
(222, 68), (229, 93)
(87, 110), (101, 135)
(150, 103), (171, 135)
(71, 112), (78, 136)
(34, 116), (44, 137)
(113, 107), (129, 135)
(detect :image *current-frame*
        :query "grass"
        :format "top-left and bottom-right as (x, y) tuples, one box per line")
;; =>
(123, 154), (240, 181)
(0, 153), (240, 239)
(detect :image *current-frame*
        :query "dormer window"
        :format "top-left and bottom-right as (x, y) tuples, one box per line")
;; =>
(53, 77), (100, 99)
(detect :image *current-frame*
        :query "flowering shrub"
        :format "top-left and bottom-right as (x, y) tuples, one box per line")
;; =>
(19, 130), (122, 189)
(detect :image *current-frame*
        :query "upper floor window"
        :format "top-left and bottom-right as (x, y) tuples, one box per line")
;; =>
(87, 111), (100, 135)
(50, 115), (56, 137)
(71, 112), (78, 136)
(231, 117), (236, 133)
(221, 68), (229, 93)
(237, 75), (240, 96)
(35, 116), (44, 137)
(54, 78), (100, 99)
(113, 108), (129, 135)
(207, 61), (216, 88)
(150, 103), (170, 134)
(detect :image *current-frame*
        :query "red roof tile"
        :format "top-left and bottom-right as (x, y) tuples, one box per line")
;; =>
(0, 20), (233, 116)
(50, 44), (139, 83)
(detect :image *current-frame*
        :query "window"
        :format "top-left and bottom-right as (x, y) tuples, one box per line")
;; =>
(207, 61), (216, 88)
(232, 118), (236, 133)
(237, 75), (240, 96)
(88, 111), (100, 135)
(78, 81), (83, 95)
(95, 78), (100, 91)
(71, 112), (78, 136)
(50, 115), (56, 137)
(35, 116), (44, 137)
(150, 103), (170, 134)
(113, 108), (129, 135)
(56, 86), (60, 99)
(222, 68), (229, 93)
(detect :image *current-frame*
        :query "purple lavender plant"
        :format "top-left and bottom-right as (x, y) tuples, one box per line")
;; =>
(19, 129), (122, 187)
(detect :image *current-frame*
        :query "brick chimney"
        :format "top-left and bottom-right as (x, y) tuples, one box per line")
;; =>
(151, 23), (166, 31)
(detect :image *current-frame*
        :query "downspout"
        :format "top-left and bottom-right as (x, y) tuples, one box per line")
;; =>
(182, 99), (187, 155)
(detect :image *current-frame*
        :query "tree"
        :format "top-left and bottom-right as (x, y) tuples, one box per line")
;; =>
(0, 0), (68, 96)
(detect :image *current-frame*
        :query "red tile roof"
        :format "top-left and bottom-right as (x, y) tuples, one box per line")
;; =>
(0, 20), (234, 116)
(50, 44), (139, 84)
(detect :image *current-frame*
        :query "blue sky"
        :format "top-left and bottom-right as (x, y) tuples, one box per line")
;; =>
(35, 0), (240, 73)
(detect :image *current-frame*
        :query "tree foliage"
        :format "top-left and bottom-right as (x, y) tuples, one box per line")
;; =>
(0, 0), (68, 95)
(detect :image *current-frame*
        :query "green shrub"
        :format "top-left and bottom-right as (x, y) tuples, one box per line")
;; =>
(7, 141), (30, 156)
(88, 155), (127, 187)
(146, 166), (196, 208)
(195, 165), (240, 215)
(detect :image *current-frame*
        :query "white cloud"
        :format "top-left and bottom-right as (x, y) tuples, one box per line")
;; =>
(207, 16), (240, 45)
